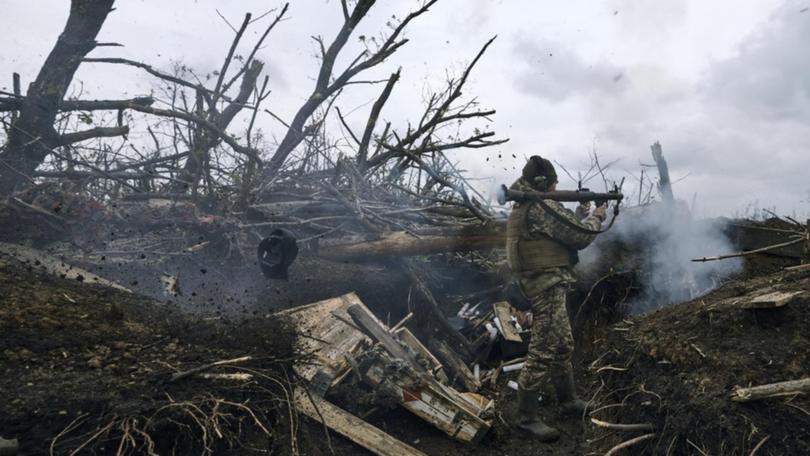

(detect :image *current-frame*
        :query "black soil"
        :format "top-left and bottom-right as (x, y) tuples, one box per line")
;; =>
(0, 256), (297, 455)
(3, 240), (809, 455)
(586, 268), (810, 455)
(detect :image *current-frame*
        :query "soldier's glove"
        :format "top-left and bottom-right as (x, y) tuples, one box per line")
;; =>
(592, 205), (607, 222)
(575, 201), (591, 219)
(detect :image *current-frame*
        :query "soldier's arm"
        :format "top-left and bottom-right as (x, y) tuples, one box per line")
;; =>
(528, 201), (602, 249)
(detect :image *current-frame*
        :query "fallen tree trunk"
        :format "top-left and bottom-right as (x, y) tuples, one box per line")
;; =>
(731, 377), (810, 402)
(318, 225), (504, 260)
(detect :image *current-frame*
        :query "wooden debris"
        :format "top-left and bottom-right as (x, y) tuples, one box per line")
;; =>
(492, 301), (522, 343)
(160, 273), (181, 296)
(293, 387), (428, 456)
(347, 303), (426, 373)
(742, 290), (806, 309)
(360, 349), (492, 444)
(279, 293), (378, 387)
(395, 328), (448, 383)
(428, 337), (480, 392)
(489, 362), (503, 388)
(731, 378), (810, 402)
(390, 312), (414, 333)
(284, 292), (493, 444)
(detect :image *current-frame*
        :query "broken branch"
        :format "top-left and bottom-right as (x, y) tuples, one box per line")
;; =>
(731, 377), (810, 402)
(604, 433), (656, 456)
(692, 237), (804, 262)
(169, 356), (253, 382)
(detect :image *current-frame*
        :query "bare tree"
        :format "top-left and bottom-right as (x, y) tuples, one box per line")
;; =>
(257, 0), (440, 189)
(0, 0), (122, 195)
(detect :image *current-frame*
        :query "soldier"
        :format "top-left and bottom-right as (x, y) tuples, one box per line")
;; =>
(506, 156), (607, 442)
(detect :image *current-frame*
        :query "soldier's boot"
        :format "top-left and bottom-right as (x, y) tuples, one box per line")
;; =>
(554, 367), (590, 417)
(516, 388), (560, 442)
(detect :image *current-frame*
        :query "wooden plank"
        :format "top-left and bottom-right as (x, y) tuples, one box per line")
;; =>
(293, 388), (427, 456)
(279, 293), (372, 384)
(492, 301), (522, 342)
(743, 291), (806, 309)
(347, 303), (426, 373)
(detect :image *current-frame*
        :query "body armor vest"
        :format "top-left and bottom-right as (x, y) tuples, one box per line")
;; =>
(506, 202), (573, 273)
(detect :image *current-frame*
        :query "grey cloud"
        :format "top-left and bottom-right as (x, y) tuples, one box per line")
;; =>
(703, 4), (810, 121)
(609, 0), (687, 39)
(511, 37), (626, 102)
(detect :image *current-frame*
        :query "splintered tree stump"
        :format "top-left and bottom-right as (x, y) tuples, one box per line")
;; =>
(731, 377), (810, 402)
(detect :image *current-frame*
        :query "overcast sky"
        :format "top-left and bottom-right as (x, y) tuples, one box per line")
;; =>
(2, 0), (809, 218)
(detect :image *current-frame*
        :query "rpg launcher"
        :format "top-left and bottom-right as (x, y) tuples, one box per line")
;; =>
(496, 184), (624, 207)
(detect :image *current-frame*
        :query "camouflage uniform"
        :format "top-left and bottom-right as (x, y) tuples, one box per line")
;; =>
(506, 178), (602, 392)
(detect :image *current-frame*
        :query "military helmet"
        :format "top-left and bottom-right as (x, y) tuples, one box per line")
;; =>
(522, 155), (558, 190)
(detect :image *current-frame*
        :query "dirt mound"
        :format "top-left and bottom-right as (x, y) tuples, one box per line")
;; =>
(0, 257), (297, 455)
(587, 268), (810, 455)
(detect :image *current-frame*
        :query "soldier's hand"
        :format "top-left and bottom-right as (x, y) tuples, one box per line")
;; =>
(575, 201), (591, 219)
(592, 205), (607, 221)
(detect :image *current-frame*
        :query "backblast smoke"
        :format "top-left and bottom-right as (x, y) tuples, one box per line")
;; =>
(578, 200), (742, 313)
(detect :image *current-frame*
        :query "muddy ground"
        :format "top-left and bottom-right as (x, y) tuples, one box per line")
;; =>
(585, 266), (810, 455)
(2, 234), (809, 455)
(0, 255), (298, 456)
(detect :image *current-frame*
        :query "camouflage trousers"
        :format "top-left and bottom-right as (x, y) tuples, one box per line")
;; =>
(517, 280), (574, 392)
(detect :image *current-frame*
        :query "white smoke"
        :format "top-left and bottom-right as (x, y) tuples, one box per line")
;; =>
(578, 200), (742, 313)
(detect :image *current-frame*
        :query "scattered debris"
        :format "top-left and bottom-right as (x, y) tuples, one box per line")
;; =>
(160, 273), (181, 296)
(283, 293), (493, 448)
